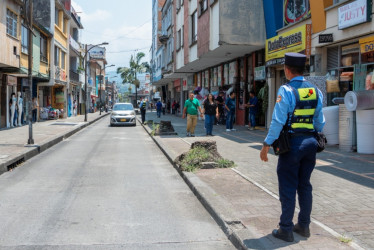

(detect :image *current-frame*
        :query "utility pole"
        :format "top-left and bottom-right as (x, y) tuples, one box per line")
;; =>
(27, 0), (34, 145)
(84, 44), (88, 122)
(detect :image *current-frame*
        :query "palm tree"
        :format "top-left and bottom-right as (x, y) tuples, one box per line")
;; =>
(117, 52), (150, 107)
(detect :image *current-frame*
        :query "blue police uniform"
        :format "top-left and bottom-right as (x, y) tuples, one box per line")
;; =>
(264, 55), (325, 239)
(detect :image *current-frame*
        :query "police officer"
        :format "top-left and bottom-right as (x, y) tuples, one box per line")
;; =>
(260, 52), (325, 242)
(139, 98), (147, 124)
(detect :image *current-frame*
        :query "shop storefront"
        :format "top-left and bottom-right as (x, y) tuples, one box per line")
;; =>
(265, 24), (312, 126)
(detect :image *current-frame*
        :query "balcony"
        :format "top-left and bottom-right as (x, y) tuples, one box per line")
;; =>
(159, 35), (169, 44)
(70, 70), (79, 83)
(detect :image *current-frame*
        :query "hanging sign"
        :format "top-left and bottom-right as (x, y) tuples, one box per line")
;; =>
(254, 66), (266, 81)
(338, 0), (371, 29)
(7, 75), (17, 86)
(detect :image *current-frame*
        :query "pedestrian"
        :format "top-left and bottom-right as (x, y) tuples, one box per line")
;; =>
(216, 92), (225, 125)
(225, 92), (236, 132)
(167, 100), (171, 113)
(203, 93), (219, 136)
(73, 100), (77, 116)
(246, 90), (258, 130)
(175, 101), (180, 116)
(162, 100), (166, 115)
(172, 100), (176, 114)
(32, 97), (38, 123)
(139, 97), (147, 124)
(156, 100), (162, 118)
(182, 92), (203, 137)
(260, 52), (325, 242)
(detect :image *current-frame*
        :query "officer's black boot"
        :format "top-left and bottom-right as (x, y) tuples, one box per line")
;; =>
(293, 223), (310, 238)
(272, 228), (294, 242)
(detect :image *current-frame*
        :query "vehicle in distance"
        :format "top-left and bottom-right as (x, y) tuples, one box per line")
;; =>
(110, 103), (136, 126)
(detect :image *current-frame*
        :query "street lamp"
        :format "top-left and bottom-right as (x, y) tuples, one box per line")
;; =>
(109, 76), (117, 106)
(83, 42), (109, 122)
(99, 64), (115, 115)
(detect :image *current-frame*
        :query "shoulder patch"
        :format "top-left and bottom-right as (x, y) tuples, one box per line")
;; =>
(276, 95), (282, 103)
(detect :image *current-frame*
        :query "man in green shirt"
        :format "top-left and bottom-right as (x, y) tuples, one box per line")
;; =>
(182, 92), (203, 137)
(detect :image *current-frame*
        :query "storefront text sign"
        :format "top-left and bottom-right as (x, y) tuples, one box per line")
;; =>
(7, 75), (17, 86)
(338, 0), (370, 29)
(359, 35), (374, 53)
(265, 24), (311, 66)
(254, 66), (266, 81)
(319, 34), (333, 43)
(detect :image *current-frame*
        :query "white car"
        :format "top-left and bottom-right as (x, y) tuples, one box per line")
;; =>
(110, 103), (136, 126)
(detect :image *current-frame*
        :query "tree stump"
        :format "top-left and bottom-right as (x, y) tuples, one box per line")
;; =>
(191, 140), (221, 159)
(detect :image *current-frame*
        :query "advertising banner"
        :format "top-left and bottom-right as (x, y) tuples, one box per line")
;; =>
(338, 0), (370, 29)
(359, 36), (374, 54)
(265, 24), (312, 66)
(284, 0), (310, 26)
(89, 47), (106, 59)
(254, 66), (266, 81)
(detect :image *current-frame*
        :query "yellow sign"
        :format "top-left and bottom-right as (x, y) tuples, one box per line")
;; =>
(359, 36), (374, 54)
(265, 24), (312, 66)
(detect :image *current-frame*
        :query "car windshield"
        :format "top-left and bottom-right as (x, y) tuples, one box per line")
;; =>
(113, 104), (133, 111)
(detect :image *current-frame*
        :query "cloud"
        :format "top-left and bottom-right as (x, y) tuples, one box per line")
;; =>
(71, 0), (151, 68)
(71, 0), (110, 23)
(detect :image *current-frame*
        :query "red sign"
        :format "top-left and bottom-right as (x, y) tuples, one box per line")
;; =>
(173, 79), (180, 87)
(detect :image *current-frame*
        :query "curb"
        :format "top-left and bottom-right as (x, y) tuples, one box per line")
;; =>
(0, 113), (109, 175)
(138, 117), (251, 250)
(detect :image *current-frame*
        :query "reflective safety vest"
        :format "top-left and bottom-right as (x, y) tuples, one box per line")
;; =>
(140, 101), (146, 110)
(288, 85), (318, 133)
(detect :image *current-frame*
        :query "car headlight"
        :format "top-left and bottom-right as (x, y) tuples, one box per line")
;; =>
(131, 111), (135, 115)
(111, 112), (118, 116)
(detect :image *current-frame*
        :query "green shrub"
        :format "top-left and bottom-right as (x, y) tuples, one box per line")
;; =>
(217, 158), (235, 168)
(180, 147), (211, 172)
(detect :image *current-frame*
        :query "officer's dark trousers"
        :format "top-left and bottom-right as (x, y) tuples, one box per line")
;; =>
(141, 109), (146, 124)
(277, 135), (317, 232)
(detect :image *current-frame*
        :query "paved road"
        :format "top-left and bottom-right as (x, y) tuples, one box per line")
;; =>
(0, 117), (234, 250)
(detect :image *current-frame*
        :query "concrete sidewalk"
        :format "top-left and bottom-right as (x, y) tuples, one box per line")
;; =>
(141, 111), (374, 250)
(0, 112), (109, 174)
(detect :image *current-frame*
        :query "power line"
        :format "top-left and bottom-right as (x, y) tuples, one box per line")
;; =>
(107, 47), (150, 54)
(83, 29), (151, 41)
(108, 18), (152, 42)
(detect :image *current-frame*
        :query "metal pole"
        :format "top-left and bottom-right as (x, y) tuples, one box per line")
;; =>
(99, 67), (102, 115)
(84, 44), (88, 122)
(27, 0), (34, 145)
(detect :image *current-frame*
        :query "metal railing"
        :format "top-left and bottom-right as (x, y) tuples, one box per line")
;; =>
(70, 70), (79, 82)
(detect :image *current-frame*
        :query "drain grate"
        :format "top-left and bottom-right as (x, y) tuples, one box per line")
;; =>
(7, 157), (25, 171)
(50, 122), (78, 126)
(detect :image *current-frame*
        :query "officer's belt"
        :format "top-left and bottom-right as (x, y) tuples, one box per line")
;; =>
(290, 132), (314, 137)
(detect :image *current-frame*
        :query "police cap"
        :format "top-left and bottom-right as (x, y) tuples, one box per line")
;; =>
(284, 52), (306, 67)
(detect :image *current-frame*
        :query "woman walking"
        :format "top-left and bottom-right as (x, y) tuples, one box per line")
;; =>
(203, 93), (219, 136)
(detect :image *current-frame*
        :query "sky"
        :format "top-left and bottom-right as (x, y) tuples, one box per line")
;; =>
(72, 0), (152, 72)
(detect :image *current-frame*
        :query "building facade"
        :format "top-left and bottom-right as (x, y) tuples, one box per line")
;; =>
(151, 0), (266, 125)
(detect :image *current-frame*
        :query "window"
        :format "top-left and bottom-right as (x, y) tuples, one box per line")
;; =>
(191, 11), (198, 44)
(199, 0), (208, 15)
(40, 34), (48, 62)
(177, 29), (181, 50)
(55, 9), (59, 25)
(177, 0), (183, 10)
(21, 24), (28, 54)
(6, 9), (18, 37)
(62, 18), (66, 33)
(55, 46), (60, 66)
(181, 25), (184, 47)
(61, 51), (66, 69)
